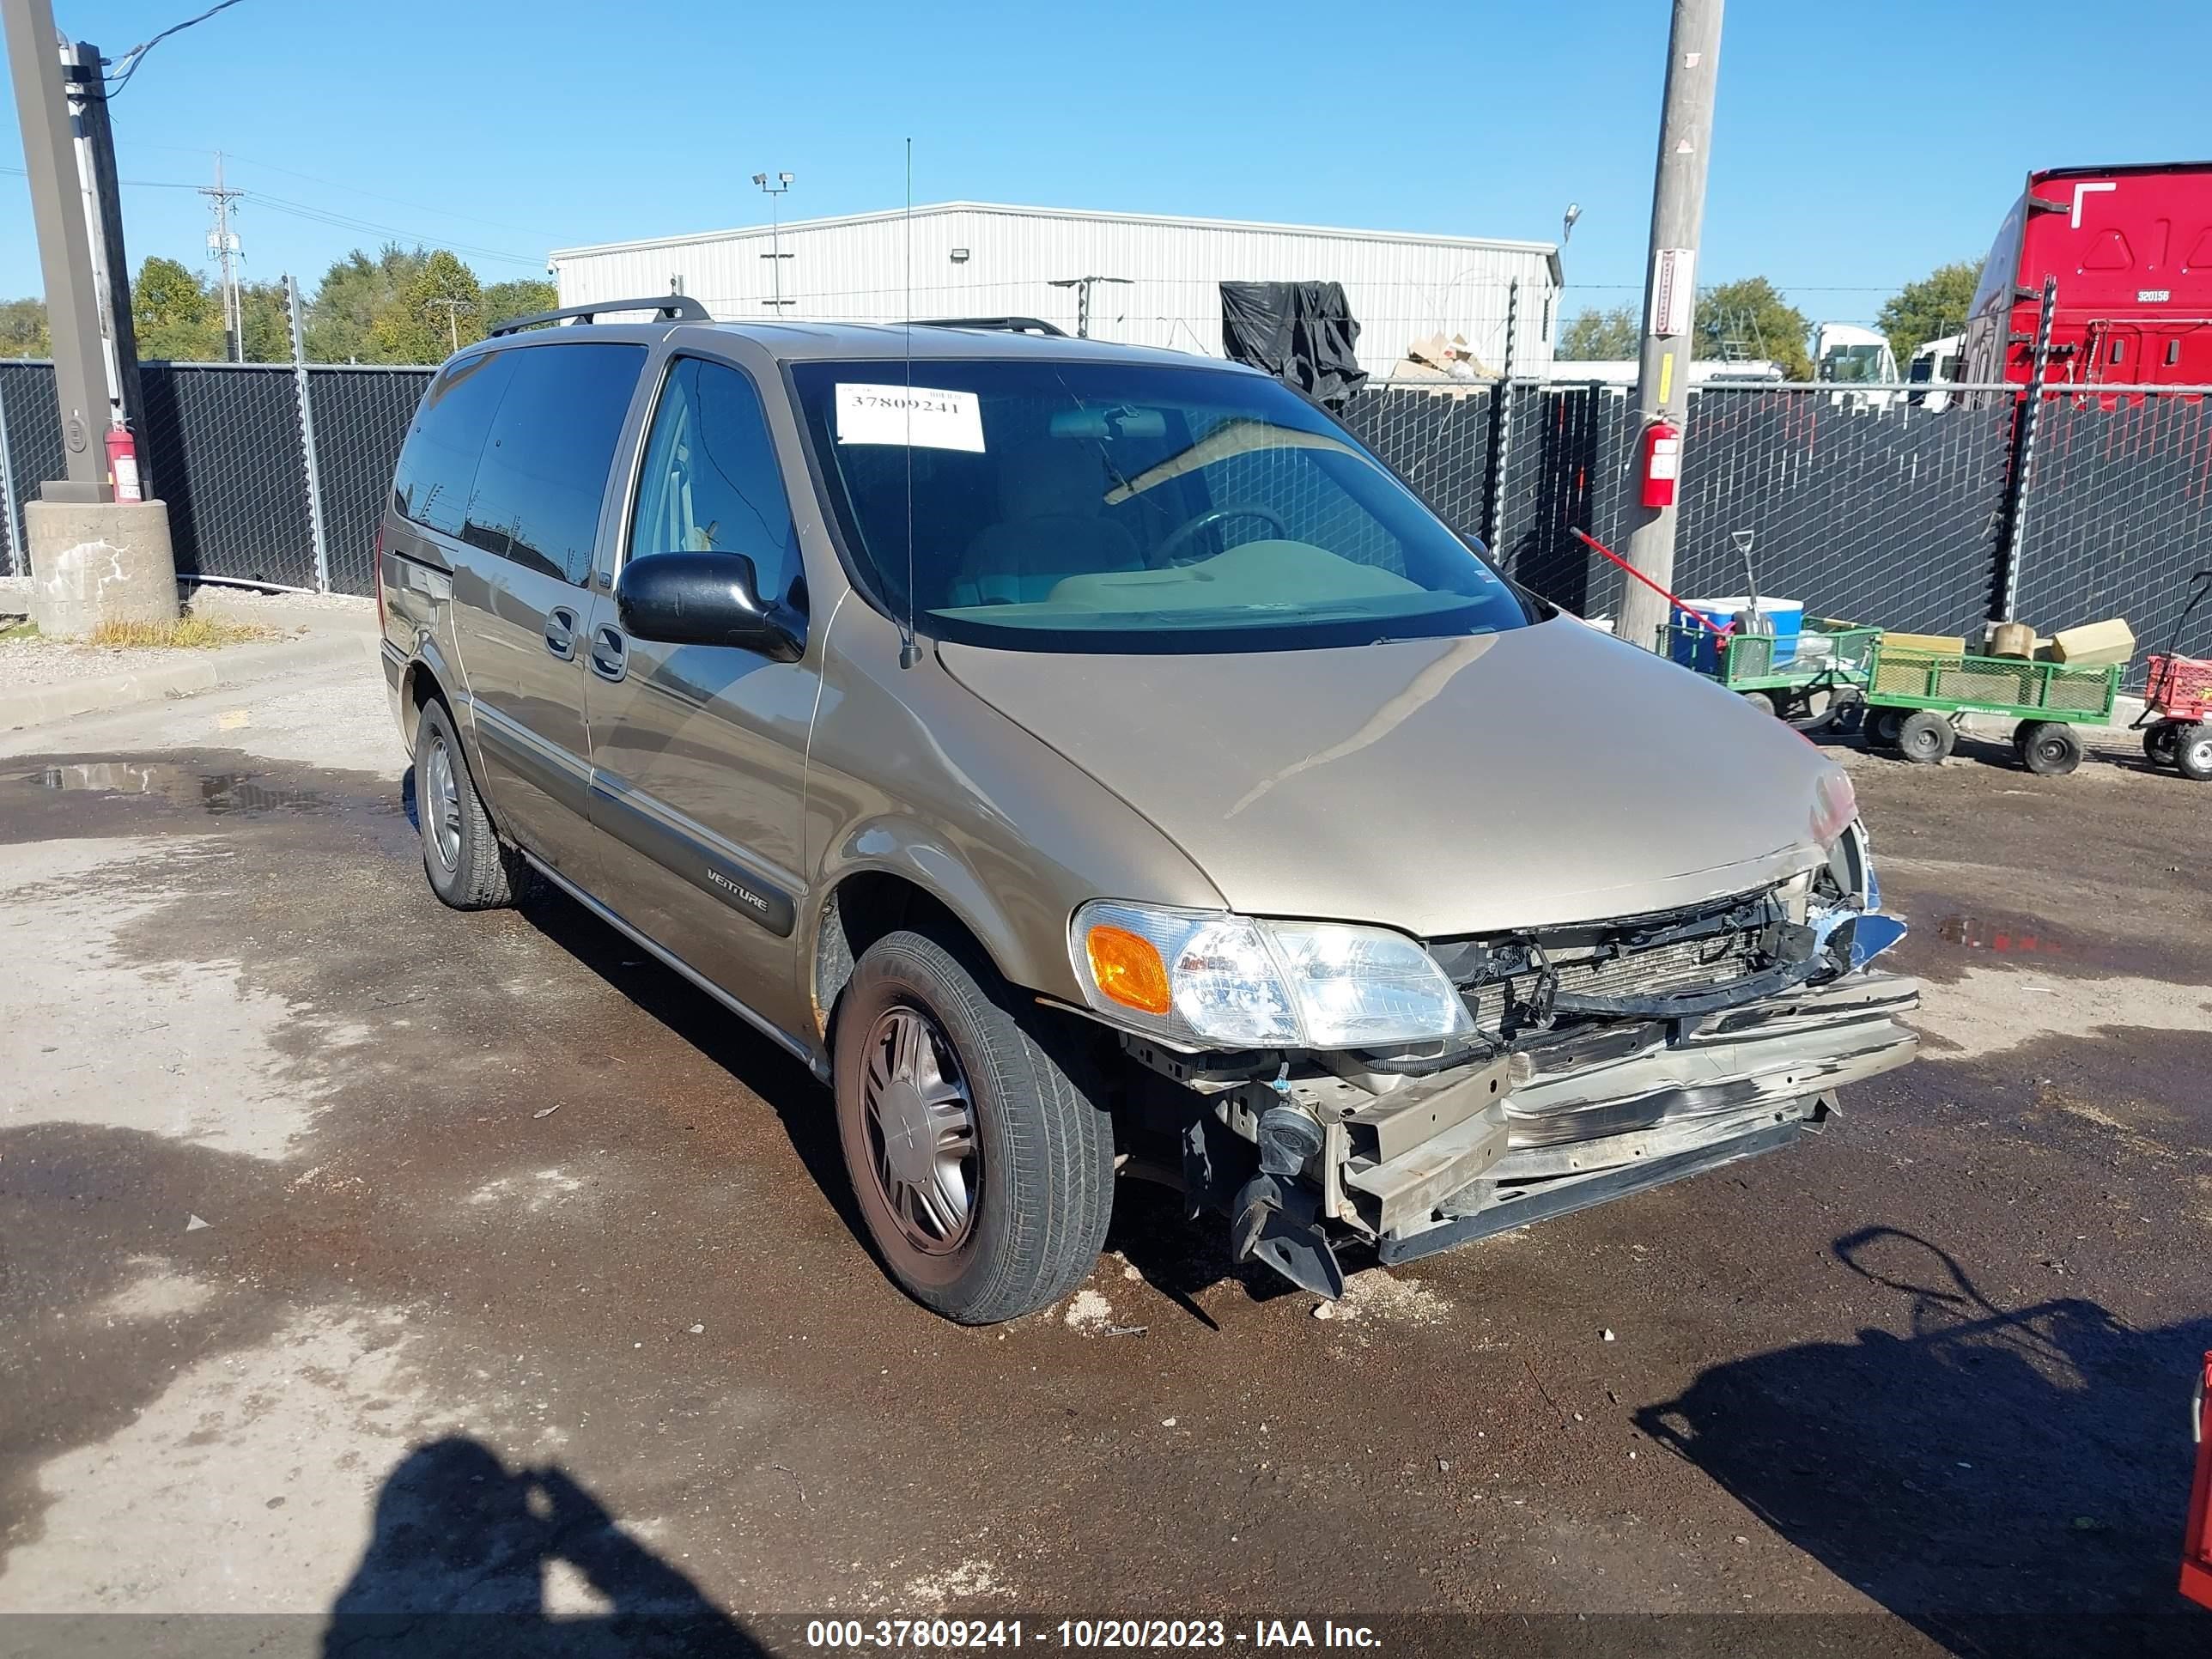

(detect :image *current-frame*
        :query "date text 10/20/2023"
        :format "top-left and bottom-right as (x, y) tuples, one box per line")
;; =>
(804, 1620), (1383, 1650)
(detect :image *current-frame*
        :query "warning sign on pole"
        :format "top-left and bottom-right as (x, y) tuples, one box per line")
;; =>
(1650, 247), (1697, 338)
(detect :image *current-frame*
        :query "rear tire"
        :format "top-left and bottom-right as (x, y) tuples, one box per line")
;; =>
(1869, 708), (1906, 748)
(2177, 723), (2212, 782)
(1739, 690), (1779, 717)
(2019, 720), (2084, 777)
(833, 928), (1114, 1325)
(413, 699), (530, 909)
(2144, 720), (2185, 769)
(1896, 709), (1954, 764)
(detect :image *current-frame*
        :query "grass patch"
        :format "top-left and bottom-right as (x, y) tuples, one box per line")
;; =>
(87, 615), (281, 649)
(0, 619), (36, 642)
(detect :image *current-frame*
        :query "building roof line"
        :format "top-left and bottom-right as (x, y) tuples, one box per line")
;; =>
(549, 200), (1559, 263)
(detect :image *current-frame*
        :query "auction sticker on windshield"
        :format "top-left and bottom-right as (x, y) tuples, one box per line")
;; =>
(836, 383), (987, 452)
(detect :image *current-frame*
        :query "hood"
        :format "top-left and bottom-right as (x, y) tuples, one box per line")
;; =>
(937, 617), (1840, 938)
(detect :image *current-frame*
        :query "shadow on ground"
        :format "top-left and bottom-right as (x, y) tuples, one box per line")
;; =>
(1638, 1226), (2211, 1657)
(324, 1439), (761, 1657)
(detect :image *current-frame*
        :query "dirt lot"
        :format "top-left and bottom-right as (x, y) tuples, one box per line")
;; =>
(0, 662), (2207, 1657)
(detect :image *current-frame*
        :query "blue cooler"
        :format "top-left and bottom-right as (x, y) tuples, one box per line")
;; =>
(1671, 597), (1805, 673)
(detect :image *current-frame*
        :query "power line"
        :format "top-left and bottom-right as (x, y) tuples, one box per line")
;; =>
(106, 0), (251, 95)
(127, 143), (557, 240)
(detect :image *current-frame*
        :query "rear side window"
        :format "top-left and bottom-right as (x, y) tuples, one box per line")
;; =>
(392, 351), (514, 537)
(464, 343), (646, 585)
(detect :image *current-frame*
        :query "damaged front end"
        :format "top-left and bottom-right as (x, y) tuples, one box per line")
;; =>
(1095, 823), (1918, 1300)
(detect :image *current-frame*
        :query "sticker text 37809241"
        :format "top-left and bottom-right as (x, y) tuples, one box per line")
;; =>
(835, 383), (987, 453)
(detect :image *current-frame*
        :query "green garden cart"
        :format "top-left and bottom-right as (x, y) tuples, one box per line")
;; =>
(1859, 640), (2123, 775)
(1657, 617), (1881, 726)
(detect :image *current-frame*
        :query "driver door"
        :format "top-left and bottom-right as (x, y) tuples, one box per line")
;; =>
(580, 355), (819, 1030)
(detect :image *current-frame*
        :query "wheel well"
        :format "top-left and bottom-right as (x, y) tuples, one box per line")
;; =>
(814, 872), (982, 1040)
(401, 660), (449, 728)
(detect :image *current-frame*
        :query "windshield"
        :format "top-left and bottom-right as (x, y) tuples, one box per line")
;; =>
(1820, 343), (1889, 383)
(787, 357), (1534, 653)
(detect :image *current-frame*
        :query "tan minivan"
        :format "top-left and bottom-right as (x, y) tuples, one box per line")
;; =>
(378, 299), (1918, 1323)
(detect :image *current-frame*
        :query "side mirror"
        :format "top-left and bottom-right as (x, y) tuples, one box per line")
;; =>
(614, 552), (803, 661)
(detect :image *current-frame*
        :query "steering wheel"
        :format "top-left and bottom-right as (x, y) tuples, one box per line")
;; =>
(1153, 504), (1288, 568)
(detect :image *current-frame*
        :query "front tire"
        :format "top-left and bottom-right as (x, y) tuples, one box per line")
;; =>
(833, 928), (1114, 1324)
(413, 699), (530, 909)
(2019, 720), (2084, 777)
(1896, 709), (1955, 764)
(2177, 723), (2212, 782)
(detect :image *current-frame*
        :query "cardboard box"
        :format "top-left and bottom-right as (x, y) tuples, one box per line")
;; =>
(2047, 617), (2135, 667)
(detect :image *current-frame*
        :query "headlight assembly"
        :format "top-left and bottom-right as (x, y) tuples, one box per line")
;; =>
(1071, 901), (1474, 1052)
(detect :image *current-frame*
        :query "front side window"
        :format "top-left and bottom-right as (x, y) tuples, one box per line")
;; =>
(787, 358), (1532, 653)
(464, 342), (646, 585)
(628, 356), (802, 608)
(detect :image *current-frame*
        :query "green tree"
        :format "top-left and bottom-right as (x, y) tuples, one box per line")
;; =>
(1693, 276), (1811, 378)
(132, 256), (222, 361)
(482, 277), (556, 331)
(239, 280), (295, 362)
(1556, 305), (1638, 360)
(305, 245), (429, 362)
(0, 296), (49, 357)
(369, 248), (483, 363)
(1877, 260), (1979, 368)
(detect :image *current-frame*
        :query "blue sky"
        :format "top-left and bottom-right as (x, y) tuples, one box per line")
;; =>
(6, 0), (2211, 325)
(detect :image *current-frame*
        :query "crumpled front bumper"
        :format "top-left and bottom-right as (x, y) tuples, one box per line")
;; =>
(1328, 967), (1920, 1262)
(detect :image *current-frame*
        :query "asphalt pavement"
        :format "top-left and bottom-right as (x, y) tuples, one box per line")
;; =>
(1, 656), (2207, 1658)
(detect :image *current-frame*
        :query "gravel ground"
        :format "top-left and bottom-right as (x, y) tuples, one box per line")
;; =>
(0, 656), (2206, 1658)
(0, 580), (370, 692)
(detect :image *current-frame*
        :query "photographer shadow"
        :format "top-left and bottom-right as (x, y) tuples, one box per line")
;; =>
(324, 1437), (763, 1658)
(1637, 1227), (2210, 1657)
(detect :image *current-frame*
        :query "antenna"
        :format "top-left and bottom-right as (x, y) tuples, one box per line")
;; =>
(898, 137), (920, 670)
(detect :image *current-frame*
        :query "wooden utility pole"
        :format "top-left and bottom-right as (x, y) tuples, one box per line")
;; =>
(1617, 0), (1726, 650)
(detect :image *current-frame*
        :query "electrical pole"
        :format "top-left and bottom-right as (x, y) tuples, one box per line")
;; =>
(62, 38), (145, 489)
(424, 296), (473, 353)
(1048, 275), (1132, 339)
(199, 150), (245, 362)
(1617, 0), (1725, 652)
(4, 0), (111, 499)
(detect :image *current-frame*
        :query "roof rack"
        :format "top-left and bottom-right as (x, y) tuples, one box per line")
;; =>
(488, 295), (711, 337)
(910, 316), (1068, 337)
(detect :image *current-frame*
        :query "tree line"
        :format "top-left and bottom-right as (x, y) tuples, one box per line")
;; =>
(0, 246), (556, 365)
(1557, 261), (1982, 377)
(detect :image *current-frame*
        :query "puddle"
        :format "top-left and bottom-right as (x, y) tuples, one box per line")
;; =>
(22, 763), (349, 817)
(1933, 913), (2071, 960)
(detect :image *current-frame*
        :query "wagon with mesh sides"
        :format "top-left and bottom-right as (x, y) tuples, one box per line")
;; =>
(1860, 641), (2122, 775)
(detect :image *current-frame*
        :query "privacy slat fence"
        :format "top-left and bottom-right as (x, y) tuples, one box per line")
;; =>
(4, 358), (2209, 666)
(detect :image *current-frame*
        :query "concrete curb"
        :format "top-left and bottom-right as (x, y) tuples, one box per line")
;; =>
(0, 631), (381, 733)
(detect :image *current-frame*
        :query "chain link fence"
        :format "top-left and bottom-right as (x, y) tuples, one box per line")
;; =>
(0, 359), (432, 596)
(1352, 377), (2212, 666)
(3, 354), (2209, 672)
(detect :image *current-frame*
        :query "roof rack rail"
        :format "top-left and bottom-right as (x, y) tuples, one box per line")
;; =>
(910, 316), (1067, 337)
(488, 295), (711, 337)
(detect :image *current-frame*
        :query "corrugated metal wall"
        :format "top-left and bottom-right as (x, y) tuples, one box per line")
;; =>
(550, 205), (1558, 377)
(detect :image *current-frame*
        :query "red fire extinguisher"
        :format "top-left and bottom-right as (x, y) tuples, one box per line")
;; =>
(1640, 419), (1682, 509)
(105, 403), (143, 505)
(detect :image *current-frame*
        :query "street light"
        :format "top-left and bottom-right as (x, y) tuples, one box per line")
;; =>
(752, 170), (794, 312)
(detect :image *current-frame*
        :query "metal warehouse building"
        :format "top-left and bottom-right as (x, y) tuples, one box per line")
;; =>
(550, 202), (1560, 378)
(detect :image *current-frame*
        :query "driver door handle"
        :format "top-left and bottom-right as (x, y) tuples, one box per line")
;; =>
(545, 605), (580, 660)
(589, 623), (628, 684)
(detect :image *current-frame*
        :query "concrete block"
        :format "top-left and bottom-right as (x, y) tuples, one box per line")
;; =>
(26, 499), (179, 640)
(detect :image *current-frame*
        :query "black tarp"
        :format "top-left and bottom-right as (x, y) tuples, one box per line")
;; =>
(1218, 281), (1369, 410)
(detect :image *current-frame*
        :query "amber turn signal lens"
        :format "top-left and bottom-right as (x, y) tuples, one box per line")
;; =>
(1086, 924), (1171, 1016)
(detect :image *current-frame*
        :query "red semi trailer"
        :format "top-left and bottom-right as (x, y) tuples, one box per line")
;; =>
(1960, 163), (2212, 389)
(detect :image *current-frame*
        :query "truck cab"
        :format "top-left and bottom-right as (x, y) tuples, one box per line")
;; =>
(1961, 162), (2212, 389)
